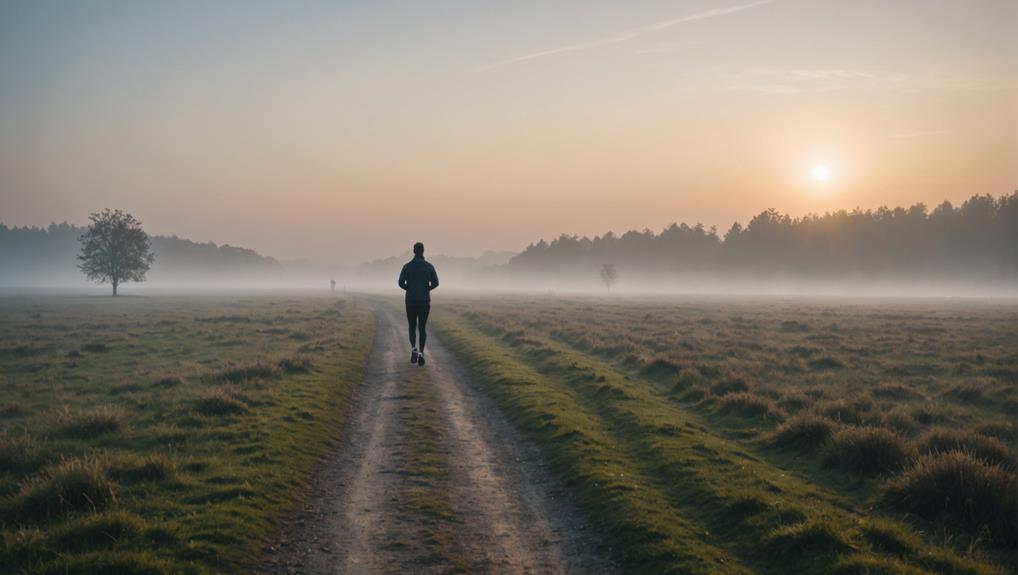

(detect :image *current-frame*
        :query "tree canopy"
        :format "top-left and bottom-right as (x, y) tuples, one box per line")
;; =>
(78, 209), (155, 295)
(508, 192), (1018, 288)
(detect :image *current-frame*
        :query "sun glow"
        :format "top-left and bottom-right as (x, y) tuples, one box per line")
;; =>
(812, 164), (832, 182)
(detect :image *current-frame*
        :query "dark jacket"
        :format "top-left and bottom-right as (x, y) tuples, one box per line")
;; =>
(398, 255), (439, 304)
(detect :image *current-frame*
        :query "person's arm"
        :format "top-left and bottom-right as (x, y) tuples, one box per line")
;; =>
(429, 265), (439, 291)
(398, 265), (408, 290)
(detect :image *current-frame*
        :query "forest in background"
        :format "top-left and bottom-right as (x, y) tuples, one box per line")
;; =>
(501, 192), (1018, 292)
(3, 192), (1016, 293)
(0, 223), (284, 287)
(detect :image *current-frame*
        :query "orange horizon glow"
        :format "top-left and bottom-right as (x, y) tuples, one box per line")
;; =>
(1, 1), (1015, 264)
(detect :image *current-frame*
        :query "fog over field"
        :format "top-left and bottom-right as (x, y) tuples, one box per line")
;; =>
(1, 2), (1017, 572)
(4, 192), (1015, 297)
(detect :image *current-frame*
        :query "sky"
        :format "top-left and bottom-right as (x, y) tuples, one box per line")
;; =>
(1, 0), (1016, 264)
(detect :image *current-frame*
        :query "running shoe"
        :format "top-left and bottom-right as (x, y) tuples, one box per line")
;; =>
(417, 352), (426, 366)
(410, 348), (419, 364)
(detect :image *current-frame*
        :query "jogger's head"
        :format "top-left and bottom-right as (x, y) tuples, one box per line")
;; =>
(413, 242), (424, 256)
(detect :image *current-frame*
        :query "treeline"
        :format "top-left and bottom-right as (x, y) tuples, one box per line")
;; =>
(0, 223), (283, 286)
(507, 193), (1018, 289)
(357, 251), (514, 286)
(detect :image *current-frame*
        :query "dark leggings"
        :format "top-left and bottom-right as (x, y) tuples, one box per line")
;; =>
(406, 303), (431, 351)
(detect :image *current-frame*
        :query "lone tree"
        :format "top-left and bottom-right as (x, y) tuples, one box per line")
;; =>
(600, 263), (618, 293)
(78, 209), (155, 296)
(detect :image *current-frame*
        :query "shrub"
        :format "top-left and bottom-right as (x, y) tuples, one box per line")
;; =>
(195, 389), (247, 416)
(717, 392), (783, 421)
(918, 428), (1013, 467)
(885, 451), (1017, 546)
(12, 458), (118, 520)
(60, 406), (123, 437)
(773, 413), (838, 449)
(827, 426), (911, 475)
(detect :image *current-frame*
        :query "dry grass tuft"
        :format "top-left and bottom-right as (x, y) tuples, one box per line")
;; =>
(773, 412), (839, 449)
(827, 426), (912, 475)
(716, 392), (783, 421)
(60, 406), (124, 438)
(918, 428), (1013, 466)
(0, 432), (48, 473)
(194, 389), (248, 416)
(109, 454), (177, 483)
(11, 458), (118, 520)
(885, 451), (1017, 546)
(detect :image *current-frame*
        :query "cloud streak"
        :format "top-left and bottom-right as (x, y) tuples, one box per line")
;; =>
(476, 0), (771, 72)
(634, 40), (705, 55)
(710, 68), (999, 95)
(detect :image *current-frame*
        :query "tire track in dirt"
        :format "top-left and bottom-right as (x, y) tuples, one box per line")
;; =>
(262, 302), (612, 574)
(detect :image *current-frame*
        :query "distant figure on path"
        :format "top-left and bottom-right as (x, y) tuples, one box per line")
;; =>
(330, 279), (336, 292)
(398, 242), (439, 366)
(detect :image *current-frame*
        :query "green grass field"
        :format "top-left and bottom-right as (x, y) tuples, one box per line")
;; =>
(1, 293), (1015, 574)
(433, 295), (1017, 574)
(0, 294), (375, 574)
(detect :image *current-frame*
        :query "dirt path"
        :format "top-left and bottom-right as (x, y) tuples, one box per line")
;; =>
(262, 303), (612, 574)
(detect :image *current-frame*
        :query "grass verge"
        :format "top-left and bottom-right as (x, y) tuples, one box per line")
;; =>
(0, 295), (375, 574)
(391, 367), (466, 573)
(432, 309), (1006, 575)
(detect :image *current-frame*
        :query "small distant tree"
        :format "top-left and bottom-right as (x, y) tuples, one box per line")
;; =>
(600, 263), (618, 293)
(78, 209), (155, 296)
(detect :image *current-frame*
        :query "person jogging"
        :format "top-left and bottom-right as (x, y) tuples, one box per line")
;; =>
(398, 242), (439, 366)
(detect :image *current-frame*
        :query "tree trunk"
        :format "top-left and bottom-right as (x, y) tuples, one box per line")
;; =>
(112, 281), (118, 296)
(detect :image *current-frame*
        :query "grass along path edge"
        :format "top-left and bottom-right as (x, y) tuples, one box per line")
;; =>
(389, 366), (466, 572)
(431, 309), (1005, 575)
(1, 298), (377, 575)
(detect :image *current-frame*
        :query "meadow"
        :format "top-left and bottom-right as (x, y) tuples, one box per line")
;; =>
(1, 292), (1015, 575)
(0, 294), (374, 574)
(433, 295), (1017, 574)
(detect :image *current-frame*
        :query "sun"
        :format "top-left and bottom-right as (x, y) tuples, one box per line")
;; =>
(812, 164), (832, 182)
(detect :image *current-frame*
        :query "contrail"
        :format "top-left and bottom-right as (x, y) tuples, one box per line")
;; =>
(476, 0), (772, 72)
